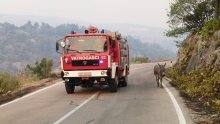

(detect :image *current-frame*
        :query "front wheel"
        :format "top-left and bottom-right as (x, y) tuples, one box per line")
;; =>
(110, 76), (119, 92)
(65, 82), (75, 94)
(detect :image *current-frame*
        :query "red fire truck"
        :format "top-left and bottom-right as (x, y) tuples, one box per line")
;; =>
(56, 27), (129, 93)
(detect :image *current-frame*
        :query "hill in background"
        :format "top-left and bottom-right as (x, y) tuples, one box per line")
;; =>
(0, 14), (177, 51)
(101, 24), (178, 53)
(0, 21), (175, 73)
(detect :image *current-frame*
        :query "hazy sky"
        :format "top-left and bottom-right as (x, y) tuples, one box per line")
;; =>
(0, 0), (170, 27)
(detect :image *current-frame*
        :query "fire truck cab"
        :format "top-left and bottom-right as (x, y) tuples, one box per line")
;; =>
(56, 27), (129, 93)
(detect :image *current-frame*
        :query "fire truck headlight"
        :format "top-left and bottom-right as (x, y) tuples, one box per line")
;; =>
(101, 71), (106, 75)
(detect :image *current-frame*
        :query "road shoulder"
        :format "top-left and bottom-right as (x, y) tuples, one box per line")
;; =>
(164, 77), (194, 124)
(0, 78), (62, 105)
(164, 77), (220, 124)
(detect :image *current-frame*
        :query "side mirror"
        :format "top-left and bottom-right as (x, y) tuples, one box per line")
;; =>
(56, 42), (59, 52)
(56, 38), (63, 54)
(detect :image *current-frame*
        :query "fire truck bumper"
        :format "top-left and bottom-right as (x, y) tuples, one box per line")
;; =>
(63, 70), (109, 78)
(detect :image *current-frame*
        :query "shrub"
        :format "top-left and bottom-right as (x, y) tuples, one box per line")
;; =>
(0, 72), (20, 94)
(130, 57), (149, 63)
(166, 66), (220, 112)
(26, 58), (53, 79)
(17, 68), (39, 86)
(199, 19), (220, 39)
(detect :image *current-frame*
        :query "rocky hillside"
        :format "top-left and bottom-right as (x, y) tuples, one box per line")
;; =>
(176, 31), (220, 72)
(166, 28), (220, 123)
(167, 28), (220, 119)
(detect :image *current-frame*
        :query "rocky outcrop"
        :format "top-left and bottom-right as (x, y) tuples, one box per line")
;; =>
(169, 30), (220, 123)
(175, 30), (220, 72)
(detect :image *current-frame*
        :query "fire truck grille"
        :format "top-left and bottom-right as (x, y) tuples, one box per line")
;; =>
(72, 60), (99, 66)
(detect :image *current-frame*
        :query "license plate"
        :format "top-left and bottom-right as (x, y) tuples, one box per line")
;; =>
(78, 72), (92, 77)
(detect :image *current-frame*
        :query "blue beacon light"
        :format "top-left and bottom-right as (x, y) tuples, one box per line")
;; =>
(99, 60), (104, 64)
(101, 29), (105, 33)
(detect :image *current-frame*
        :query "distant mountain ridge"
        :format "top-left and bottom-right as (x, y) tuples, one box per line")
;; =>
(0, 14), (177, 52)
(101, 23), (178, 53)
(0, 13), (87, 27)
(0, 21), (175, 73)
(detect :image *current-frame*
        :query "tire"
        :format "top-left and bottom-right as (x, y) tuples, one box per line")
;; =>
(65, 82), (75, 94)
(120, 76), (128, 87)
(110, 76), (118, 92)
(61, 71), (65, 80)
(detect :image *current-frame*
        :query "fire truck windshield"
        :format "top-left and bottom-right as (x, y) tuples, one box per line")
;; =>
(64, 36), (108, 53)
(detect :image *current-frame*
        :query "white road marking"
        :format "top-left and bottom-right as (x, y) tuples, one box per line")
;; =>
(134, 66), (186, 124)
(0, 81), (62, 108)
(162, 83), (187, 124)
(53, 92), (99, 124)
(132, 65), (186, 124)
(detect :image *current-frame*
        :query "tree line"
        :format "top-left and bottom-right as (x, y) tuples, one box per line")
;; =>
(166, 0), (220, 38)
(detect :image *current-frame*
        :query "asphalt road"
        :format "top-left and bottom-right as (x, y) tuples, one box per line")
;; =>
(0, 63), (192, 124)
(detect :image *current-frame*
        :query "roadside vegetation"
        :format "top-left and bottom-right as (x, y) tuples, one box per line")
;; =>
(26, 58), (53, 79)
(166, 0), (220, 115)
(130, 57), (150, 64)
(166, 66), (220, 112)
(0, 58), (55, 94)
(199, 19), (220, 39)
(0, 72), (20, 94)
